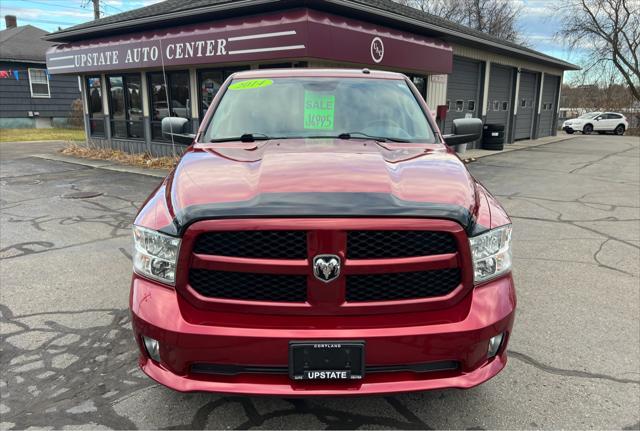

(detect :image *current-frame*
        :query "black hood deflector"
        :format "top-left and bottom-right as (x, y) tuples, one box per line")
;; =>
(160, 192), (487, 237)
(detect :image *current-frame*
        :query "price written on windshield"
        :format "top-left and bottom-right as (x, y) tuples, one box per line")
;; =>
(304, 92), (335, 130)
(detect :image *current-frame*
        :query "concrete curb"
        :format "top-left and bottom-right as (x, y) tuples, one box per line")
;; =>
(0, 139), (84, 144)
(32, 153), (170, 178)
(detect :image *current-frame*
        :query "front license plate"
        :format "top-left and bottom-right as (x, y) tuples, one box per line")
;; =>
(289, 341), (365, 380)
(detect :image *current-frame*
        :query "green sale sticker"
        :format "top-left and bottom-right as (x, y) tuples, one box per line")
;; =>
(304, 91), (335, 130)
(228, 79), (273, 90)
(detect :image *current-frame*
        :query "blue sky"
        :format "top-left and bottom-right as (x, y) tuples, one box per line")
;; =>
(2, 0), (583, 72)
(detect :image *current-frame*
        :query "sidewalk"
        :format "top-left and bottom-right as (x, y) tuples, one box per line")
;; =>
(458, 134), (577, 162)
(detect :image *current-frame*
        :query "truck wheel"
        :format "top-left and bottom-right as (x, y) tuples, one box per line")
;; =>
(583, 124), (593, 135)
(614, 125), (625, 135)
(566, 129), (574, 134)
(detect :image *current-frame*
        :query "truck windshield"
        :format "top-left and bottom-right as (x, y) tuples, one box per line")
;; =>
(203, 77), (435, 143)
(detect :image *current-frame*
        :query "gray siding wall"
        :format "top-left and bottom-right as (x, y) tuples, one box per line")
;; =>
(485, 64), (515, 136)
(444, 56), (482, 134)
(514, 71), (538, 140)
(0, 61), (80, 119)
(538, 74), (560, 137)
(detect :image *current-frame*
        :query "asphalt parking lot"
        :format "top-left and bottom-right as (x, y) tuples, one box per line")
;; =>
(1, 135), (639, 430)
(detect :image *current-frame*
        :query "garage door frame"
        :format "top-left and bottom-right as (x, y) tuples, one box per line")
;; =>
(444, 56), (484, 147)
(536, 74), (561, 138)
(486, 63), (516, 143)
(513, 70), (540, 141)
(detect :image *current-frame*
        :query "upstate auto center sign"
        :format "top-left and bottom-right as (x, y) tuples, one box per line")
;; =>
(46, 10), (452, 75)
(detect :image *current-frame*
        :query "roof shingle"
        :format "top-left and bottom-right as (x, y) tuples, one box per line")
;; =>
(0, 25), (52, 63)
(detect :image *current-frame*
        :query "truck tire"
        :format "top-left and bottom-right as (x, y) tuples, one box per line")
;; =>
(583, 124), (593, 134)
(614, 124), (625, 135)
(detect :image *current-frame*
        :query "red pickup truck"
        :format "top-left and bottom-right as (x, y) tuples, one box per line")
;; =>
(131, 68), (515, 396)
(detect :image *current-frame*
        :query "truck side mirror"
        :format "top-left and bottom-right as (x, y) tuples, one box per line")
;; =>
(161, 117), (196, 145)
(443, 118), (482, 146)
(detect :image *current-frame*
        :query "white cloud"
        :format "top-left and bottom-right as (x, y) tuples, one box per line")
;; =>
(2, 6), (93, 20)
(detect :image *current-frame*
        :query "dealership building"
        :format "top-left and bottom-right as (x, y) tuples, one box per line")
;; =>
(44, 0), (579, 155)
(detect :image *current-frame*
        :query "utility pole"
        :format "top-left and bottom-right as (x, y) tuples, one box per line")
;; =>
(92, 0), (100, 19)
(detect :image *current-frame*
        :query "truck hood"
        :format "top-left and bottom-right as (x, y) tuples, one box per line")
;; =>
(161, 139), (482, 234)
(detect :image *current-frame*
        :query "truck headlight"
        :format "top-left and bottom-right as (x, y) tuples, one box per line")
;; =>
(132, 225), (181, 285)
(469, 225), (512, 284)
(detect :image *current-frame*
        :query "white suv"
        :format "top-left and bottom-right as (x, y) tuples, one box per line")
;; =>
(562, 112), (628, 135)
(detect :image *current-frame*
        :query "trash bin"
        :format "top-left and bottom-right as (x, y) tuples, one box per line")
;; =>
(482, 124), (505, 150)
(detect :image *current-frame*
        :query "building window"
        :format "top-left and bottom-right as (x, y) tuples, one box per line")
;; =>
(409, 75), (426, 99)
(467, 100), (476, 112)
(107, 74), (143, 139)
(502, 101), (509, 111)
(455, 100), (464, 112)
(521, 98), (526, 108)
(148, 71), (191, 141)
(86, 76), (104, 136)
(28, 68), (50, 98)
(198, 66), (250, 118)
(493, 100), (500, 111)
(198, 70), (223, 119)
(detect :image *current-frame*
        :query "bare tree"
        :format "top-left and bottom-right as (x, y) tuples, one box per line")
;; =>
(562, 81), (635, 111)
(395, 0), (525, 43)
(559, 0), (640, 101)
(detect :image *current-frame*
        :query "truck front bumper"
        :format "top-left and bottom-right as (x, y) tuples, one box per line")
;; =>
(130, 274), (516, 396)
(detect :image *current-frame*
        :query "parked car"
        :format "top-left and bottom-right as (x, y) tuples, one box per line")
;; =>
(562, 112), (628, 135)
(130, 69), (515, 396)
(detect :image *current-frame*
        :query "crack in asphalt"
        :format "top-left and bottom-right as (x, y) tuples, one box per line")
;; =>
(475, 161), (640, 186)
(569, 145), (638, 174)
(0, 192), (139, 260)
(509, 215), (640, 253)
(508, 351), (640, 385)
(165, 396), (436, 430)
(0, 305), (151, 429)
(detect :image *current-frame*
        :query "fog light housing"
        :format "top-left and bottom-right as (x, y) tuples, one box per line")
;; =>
(143, 336), (161, 362)
(487, 333), (504, 358)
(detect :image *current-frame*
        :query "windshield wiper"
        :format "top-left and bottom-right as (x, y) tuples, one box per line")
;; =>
(210, 133), (273, 143)
(337, 132), (411, 143)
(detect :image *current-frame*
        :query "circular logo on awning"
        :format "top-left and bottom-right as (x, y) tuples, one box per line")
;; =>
(370, 37), (384, 63)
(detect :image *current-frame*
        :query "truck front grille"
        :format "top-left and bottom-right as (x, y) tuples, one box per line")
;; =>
(189, 269), (307, 302)
(194, 230), (307, 259)
(186, 225), (465, 307)
(346, 269), (461, 302)
(347, 230), (456, 259)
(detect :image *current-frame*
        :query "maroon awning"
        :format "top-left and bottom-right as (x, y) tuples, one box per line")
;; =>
(46, 9), (452, 75)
